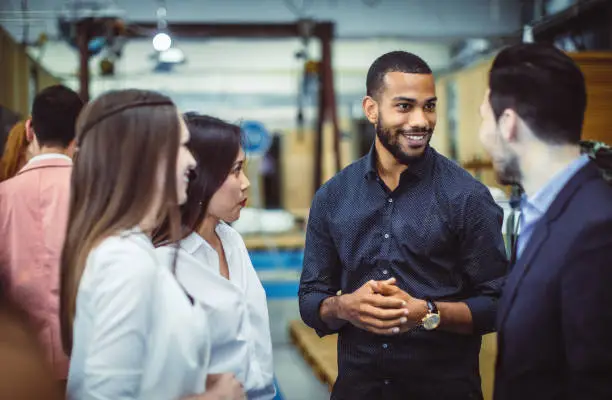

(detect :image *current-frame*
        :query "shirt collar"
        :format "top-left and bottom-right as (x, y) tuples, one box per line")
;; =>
(180, 231), (205, 254)
(27, 153), (72, 165)
(522, 154), (590, 215)
(180, 223), (232, 255)
(363, 143), (434, 182)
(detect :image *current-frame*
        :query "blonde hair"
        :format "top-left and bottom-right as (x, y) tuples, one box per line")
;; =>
(0, 120), (30, 182)
(59, 90), (182, 354)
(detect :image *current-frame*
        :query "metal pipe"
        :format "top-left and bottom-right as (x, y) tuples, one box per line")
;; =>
(320, 24), (341, 175)
(531, 0), (608, 38)
(77, 20), (90, 101)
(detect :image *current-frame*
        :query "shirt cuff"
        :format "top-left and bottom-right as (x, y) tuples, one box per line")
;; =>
(248, 383), (277, 400)
(299, 291), (339, 337)
(463, 295), (498, 335)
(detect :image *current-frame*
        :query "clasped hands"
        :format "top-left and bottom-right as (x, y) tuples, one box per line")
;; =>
(338, 277), (428, 335)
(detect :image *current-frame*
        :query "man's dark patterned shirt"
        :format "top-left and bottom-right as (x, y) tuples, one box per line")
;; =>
(299, 145), (508, 400)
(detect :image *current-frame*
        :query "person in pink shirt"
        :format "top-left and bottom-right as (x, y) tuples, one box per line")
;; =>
(0, 85), (84, 383)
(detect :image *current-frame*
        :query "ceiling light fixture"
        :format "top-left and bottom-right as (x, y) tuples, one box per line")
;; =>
(152, 32), (171, 51)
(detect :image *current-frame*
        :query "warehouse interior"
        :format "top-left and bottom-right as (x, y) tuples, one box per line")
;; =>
(1, 0), (612, 399)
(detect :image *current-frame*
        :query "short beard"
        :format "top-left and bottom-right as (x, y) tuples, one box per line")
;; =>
(496, 153), (522, 186)
(375, 114), (432, 165)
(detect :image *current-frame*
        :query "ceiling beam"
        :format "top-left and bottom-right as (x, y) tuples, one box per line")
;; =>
(531, 0), (609, 40)
(125, 21), (334, 39)
(121, 19), (339, 191)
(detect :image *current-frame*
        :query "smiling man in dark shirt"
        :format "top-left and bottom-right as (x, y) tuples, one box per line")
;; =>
(298, 51), (508, 400)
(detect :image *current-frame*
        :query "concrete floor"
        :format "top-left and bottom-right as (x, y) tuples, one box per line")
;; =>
(267, 299), (329, 400)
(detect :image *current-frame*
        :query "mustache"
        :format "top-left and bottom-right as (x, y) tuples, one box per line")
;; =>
(397, 127), (433, 135)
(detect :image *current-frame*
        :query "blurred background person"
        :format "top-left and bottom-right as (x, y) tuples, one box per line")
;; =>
(0, 85), (84, 386)
(0, 119), (39, 182)
(0, 278), (63, 400)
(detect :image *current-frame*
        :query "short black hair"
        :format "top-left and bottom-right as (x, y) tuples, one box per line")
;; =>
(366, 51), (432, 98)
(180, 113), (243, 234)
(31, 85), (84, 148)
(489, 43), (586, 145)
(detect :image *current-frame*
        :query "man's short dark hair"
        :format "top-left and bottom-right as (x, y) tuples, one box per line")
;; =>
(366, 51), (432, 98)
(489, 43), (586, 145)
(31, 85), (84, 148)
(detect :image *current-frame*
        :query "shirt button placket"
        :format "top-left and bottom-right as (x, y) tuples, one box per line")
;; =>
(384, 197), (393, 245)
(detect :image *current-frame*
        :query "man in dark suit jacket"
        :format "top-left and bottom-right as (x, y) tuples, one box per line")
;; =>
(478, 43), (612, 399)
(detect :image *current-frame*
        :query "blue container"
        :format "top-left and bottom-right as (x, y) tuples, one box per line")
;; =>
(248, 250), (304, 271)
(249, 250), (303, 299)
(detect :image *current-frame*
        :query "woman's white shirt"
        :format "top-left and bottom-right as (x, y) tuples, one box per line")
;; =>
(67, 229), (210, 400)
(156, 224), (275, 400)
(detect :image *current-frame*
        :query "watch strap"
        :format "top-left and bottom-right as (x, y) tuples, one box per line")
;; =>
(426, 300), (438, 314)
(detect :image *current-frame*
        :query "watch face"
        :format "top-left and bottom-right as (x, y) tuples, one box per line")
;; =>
(423, 313), (441, 330)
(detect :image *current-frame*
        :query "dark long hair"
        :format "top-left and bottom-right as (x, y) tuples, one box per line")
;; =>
(153, 113), (242, 245)
(60, 89), (183, 355)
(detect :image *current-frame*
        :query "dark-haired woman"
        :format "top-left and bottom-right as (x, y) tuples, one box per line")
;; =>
(155, 114), (275, 399)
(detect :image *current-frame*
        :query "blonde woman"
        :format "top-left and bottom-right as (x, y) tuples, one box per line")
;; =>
(60, 90), (244, 400)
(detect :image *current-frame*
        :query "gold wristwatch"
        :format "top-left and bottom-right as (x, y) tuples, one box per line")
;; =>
(421, 300), (441, 330)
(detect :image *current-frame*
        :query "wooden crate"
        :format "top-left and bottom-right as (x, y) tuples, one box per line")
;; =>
(243, 231), (305, 250)
(288, 320), (338, 391)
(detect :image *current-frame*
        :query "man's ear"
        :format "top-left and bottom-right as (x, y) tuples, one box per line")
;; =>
(25, 119), (35, 142)
(66, 139), (77, 158)
(498, 109), (519, 143)
(362, 96), (379, 125)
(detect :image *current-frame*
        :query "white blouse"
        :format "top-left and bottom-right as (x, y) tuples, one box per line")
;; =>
(156, 224), (275, 400)
(67, 229), (210, 400)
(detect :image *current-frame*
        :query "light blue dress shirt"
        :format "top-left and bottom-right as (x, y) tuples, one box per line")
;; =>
(517, 154), (590, 259)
